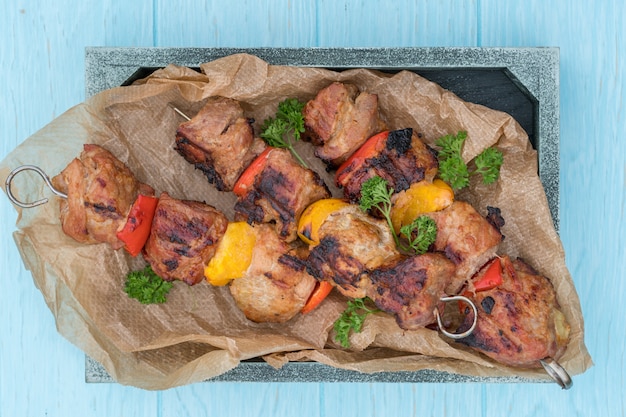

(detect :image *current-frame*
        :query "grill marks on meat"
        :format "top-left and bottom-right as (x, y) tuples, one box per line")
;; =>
(305, 205), (456, 330)
(306, 205), (399, 299)
(425, 201), (503, 294)
(51, 144), (154, 249)
(337, 128), (439, 203)
(368, 253), (456, 330)
(303, 82), (387, 166)
(229, 224), (316, 323)
(233, 148), (330, 242)
(175, 96), (266, 191)
(457, 256), (570, 368)
(143, 192), (228, 285)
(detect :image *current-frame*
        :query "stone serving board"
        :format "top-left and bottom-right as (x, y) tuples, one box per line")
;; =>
(83, 47), (559, 384)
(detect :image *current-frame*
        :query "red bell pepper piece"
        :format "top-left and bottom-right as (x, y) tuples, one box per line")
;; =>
(232, 147), (274, 197)
(473, 258), (503, 292)
(116, 194), (159, 257)
(335, 131), (389, 186)
(301, 281), (333, 314)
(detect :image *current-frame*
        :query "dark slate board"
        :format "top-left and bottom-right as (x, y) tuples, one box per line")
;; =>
(83, 47), (559, 384)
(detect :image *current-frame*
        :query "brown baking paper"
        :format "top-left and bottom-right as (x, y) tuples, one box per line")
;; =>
(0, 53), (592, 389)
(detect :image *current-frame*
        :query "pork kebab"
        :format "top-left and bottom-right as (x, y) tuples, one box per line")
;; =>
(141, 81), (572, 363)
(6, 144), (318, 323)
(297, 86), (571, 381)
(169, 90), (478, 335)
(5, 80), (572, 386)
(4, 142), (469, 334)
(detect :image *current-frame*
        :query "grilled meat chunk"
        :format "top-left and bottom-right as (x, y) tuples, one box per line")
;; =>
(51, 144), (154, 249)
(303, 82), (387, 166)
(367, 253), (456, 330)
(425, 201), (503, 294)
(305, 205), (398, 299)
(175, 96), (266, 191)
(143, 192), (228, 285)
(457, 256), (571, 368)
(229, 224), (317, 323)
(336, 128), (439, 203)
(305, 204), (456, 331)
(233, 148), (330, 242)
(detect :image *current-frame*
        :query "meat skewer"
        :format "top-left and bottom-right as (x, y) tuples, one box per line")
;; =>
(5, 91), (572, 386)
(174, 96), (267, 192)
(173, 103), (332, 243)
(454, 255), (572, 388)
(300, 201), (477, 338)
(5, 145), (319, 324)
(5, 147), (572, 387)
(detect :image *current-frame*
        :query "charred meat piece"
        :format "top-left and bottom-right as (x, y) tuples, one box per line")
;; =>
(306, 205), (398, 299)
(143, 192), (228, 285)
(51, 144), (154, 249)
(425, 201), (503, 294)
(457, 256), (571, 368)
(303, 82), (387, 167)
(233, 148), (330, 242)
(305, 204), (456, 331)
(336, 128), (439, 203)
(229, 224), (317, 323)
(175, 96), (266, 191)
(367, 253), (456, 330)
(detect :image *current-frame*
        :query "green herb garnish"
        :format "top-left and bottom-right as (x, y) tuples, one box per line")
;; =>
(260, 98), (308, 168)
(359, 176), (398, 245)
(435, 131), (503, 190)
(333, 297), (380, 348)
(359, 176), (437, 254)
(124, 265), (173, 304)
(399, 215), (438, 255)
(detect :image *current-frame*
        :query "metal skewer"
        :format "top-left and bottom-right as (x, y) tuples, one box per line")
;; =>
(5, 165), (67, 208)
(172, 106), (191, 121)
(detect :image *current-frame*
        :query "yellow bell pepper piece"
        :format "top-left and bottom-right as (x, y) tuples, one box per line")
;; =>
(390, 179), (454, 233)
(297, 198), (350, 246)
(205, 222), (257, 286)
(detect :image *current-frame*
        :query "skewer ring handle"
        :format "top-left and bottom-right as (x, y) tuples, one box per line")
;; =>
(5, 165), (67, 208)
(435, 295), (478, 339)
(540, 357), (573, 389)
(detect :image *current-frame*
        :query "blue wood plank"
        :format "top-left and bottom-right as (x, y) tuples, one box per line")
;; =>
(314, 0), (479, 47)
(160, 382), (321, 417)
(1, 0), (624, 416)
(478, 1), (624, 415)
(154, 0), (318, 47)
(0, 1), (160, 416)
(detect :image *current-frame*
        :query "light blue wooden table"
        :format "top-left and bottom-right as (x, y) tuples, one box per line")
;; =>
(0, 1), (622, 415)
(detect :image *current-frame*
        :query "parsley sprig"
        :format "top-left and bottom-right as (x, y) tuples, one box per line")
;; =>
(260, 98), (308, 168)
(124, 265), (173, 304)
(333, 297), (380, 348)
(435, 131), (503, 191)
(359, 176), (437, 255)
(399, 216), (438, 255)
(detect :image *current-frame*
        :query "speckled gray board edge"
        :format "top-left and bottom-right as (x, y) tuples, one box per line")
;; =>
(84, 356), (548, 384)
(83, 47), (559, 385)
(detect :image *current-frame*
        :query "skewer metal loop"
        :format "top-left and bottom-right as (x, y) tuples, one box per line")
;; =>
(435, 295), (478, 339)
(540, 357), (573, 389)
(5, 165), (67, 208)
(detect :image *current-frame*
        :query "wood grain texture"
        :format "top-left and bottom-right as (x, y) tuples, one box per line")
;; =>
(1, 0), (623, 416)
